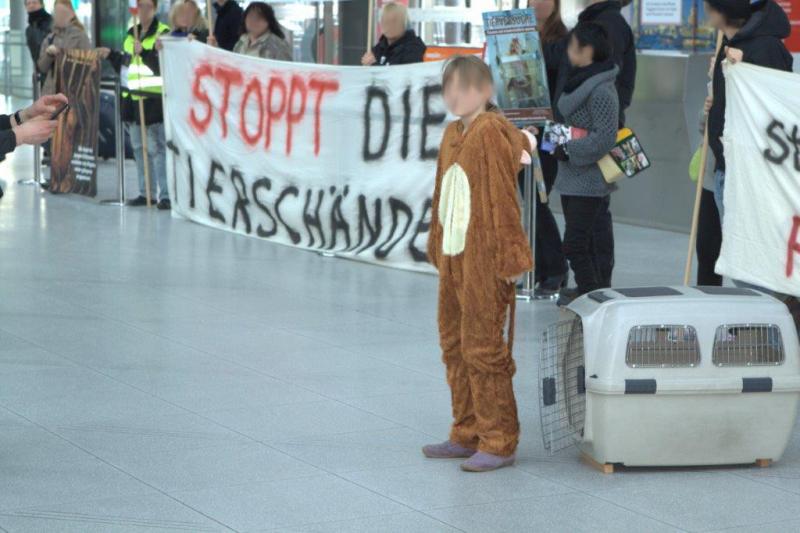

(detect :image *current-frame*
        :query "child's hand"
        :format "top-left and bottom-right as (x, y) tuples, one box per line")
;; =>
(504, 276), (520, 285)
(725, 46), (743, 64)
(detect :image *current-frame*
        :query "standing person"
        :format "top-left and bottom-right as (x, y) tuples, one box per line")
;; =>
(232, 2), (292, 60)
(704, 0), (792, 216)
(424, 56), (534, 473)
(25, 0), (52, 72)
(120, 0), (171, 209)
(361, 2), (426, 66)
(36, 0), (104, 97)
(528, 0), (569, 294)
(552, 22), (619, 305)
(207, 0), (243, 51)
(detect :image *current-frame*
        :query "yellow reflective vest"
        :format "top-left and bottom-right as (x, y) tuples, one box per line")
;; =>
(122, 20), (170, 99)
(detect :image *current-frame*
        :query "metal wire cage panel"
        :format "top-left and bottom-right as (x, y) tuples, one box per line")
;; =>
(539, 313), (586, 454)
(625, 325), (701, 368)
(713, 324), (785, 367)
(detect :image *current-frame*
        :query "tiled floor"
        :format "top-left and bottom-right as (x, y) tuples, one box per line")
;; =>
(1, 141), (799, 533)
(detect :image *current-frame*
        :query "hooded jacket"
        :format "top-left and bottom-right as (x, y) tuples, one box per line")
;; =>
(546, 1), (635, 127)
(371, 30), (426, 66)
(708, 0), (793, 172)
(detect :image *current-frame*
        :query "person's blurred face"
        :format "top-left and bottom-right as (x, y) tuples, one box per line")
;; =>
(185, 2), (200, 21)
(703, 2), (725, 29)
(25, 0), (43, 14)
(531, 0), (556, 24)
(443, 71), (493, 119)
(245, 11), (269, 38)
(567, 34), (594, 67)
(138, 0), (156, 23)
(175, 5), (192, 29)
(381, 10), (406, 41)
(53, 4), (73, 28)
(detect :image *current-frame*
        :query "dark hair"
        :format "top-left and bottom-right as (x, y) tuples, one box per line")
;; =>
(536, 0), (568, 45)
(241, 2), (284, 40)
(570, 21), (611, 62)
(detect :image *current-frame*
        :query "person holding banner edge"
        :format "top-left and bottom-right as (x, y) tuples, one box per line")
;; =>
(114, 0), (171, 209)
(704, 0), (793, 219)
(206, 0), (243, 51)
(362, 2), (426, 66)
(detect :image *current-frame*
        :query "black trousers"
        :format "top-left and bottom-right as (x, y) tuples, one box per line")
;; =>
(535, 152), (568, 282)
(561, 194), (615, 294)
(517, 152), (568, 283)
(696, 188), (723, 286)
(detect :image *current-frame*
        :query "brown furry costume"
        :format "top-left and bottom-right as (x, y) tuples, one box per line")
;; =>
(427, 112), (533, 457)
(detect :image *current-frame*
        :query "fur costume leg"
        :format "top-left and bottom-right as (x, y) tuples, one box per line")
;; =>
(438, 259), (520, 458)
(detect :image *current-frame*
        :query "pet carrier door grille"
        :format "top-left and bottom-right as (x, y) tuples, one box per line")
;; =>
(539, 313), (586, 454)
(713, 324), (785, 366)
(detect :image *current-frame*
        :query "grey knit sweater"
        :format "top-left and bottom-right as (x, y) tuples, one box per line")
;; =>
(554, 66), (620, 197)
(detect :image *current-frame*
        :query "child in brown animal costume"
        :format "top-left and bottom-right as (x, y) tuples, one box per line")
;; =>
(424, 55), (535, 472)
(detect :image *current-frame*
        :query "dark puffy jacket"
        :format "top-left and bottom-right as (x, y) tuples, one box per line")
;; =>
(371, 30), (426, 66)
(546, 1), (636, 127)
(0, 115), (15, 160)
(213, 0), (243, 52)
(26, 8), (53, 68)
(708, 0), (793, 172)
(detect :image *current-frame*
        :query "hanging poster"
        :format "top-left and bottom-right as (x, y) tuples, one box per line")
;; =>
(641, 0), (682, 25)
(50, 49), (101, 197)
(635, 0), (715, 51)
(482, 9), (551, 125)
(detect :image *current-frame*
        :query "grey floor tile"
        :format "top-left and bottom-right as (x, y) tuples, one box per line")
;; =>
(202, 401), (401, 443)
(268, 512), (460, 533)
(169, 475), (407, 531)
(341, 462), (573, 510)
(594, 472), (800, 531)
(427, 492), (684, 533)
(0, 493), (229, 532)
(269, 427), (438, 474)
(95, 441), (322, 493)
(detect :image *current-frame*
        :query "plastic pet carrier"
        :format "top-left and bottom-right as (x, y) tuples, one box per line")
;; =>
(539, 286), (800, 472)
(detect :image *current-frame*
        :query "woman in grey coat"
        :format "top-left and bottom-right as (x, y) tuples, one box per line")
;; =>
(551, 22), (619, 305)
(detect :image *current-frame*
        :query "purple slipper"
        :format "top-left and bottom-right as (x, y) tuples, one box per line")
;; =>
(460, 451), (515, 472)
(422, 441), (476, 459)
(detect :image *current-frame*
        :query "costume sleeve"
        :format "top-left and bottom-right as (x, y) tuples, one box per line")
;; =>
(564, 89), (619, 167)
(426, 154), (444, 270)
(485, 122), (533, 279)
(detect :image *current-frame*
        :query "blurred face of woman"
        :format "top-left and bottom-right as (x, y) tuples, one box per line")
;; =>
(138, 0), (156, 25)
(185, 2), (200, 22)
(175, 5), (192, 29)
(381, 10), (406, 42)
(245, 12), (269, 38)
(531, 0), (556, 24)
(443, 71), (493, 119)
(53, 4), (73, 28)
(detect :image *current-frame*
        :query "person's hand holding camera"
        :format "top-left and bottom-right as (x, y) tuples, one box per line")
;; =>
(18, 94), (68, 124)
(12, 118), (58, 147)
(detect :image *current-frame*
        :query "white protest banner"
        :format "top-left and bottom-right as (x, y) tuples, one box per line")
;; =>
(160, 40), (447, 272)
(716, 62), (800, 296)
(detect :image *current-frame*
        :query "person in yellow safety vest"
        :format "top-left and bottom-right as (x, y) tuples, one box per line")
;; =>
(122, 0), (171, 209)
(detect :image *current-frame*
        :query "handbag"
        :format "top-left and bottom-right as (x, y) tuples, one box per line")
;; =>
(600, 128), (651, 183)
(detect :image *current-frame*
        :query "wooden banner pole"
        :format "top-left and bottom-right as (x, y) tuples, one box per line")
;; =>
(366, 0), (375, 53)
(206, 0), (215, 37)
(132, 14), (153, 207)
(683, 31), (724, 285)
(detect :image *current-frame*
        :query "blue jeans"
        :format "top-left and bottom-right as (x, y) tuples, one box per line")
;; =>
(125, 121), (169, 201)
